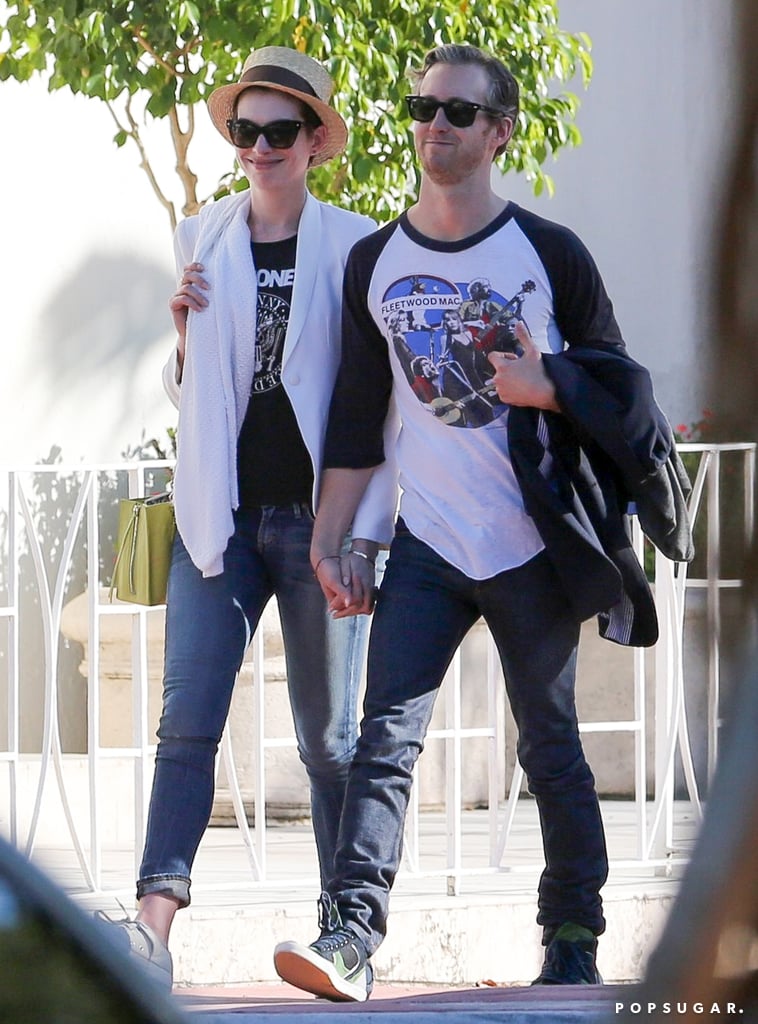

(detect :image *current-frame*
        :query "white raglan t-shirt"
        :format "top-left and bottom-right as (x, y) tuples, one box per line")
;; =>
(324, 202), (625, 580)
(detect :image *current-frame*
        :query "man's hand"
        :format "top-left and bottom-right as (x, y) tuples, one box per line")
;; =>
(487, 321), (560, 411)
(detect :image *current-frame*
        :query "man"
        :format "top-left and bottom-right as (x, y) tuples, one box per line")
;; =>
(274, 43), (691, 1001)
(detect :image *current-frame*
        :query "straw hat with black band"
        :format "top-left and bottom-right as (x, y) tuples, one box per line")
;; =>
(207, 47), (348, 166)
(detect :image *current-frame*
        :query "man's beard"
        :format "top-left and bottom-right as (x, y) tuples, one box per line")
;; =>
(420, 154), (478, 185)
(418, 134), (492, 185)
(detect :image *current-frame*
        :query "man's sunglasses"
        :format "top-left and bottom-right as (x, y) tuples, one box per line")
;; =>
(405, 95), (506, 128)
(226, 118), (304, 149)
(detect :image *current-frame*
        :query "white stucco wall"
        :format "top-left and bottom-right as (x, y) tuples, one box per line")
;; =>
(0, 78), (227, 464)
(498, 0), (736, 427)
(0, 0), (736, 463)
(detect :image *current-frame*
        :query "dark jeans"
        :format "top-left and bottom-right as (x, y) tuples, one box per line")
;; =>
(137, 503), (369, 906)
(330, 521), (608, 955)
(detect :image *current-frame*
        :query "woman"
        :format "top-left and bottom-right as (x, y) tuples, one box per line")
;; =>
(109, 47), (397, 988)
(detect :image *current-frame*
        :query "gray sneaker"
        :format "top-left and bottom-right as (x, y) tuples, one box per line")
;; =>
(97, 914), (173, 990)
(274, 893), (373, 1002)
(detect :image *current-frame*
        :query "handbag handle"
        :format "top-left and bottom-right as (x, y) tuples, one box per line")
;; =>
(108, 503), (141, 603)
(108, 491), (173, 604)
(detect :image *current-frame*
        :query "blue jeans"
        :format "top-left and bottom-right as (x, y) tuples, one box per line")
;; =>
(330, 521), (608, 955)
(137, 503), (368, 907)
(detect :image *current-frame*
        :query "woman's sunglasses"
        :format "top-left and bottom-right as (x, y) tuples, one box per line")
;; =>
(405, 95), (506, 128)
(226, 118), (304, 150)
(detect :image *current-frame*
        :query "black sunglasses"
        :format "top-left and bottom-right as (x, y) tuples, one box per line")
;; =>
(226, 118), (304, 149)
(405, 95), (506, 128)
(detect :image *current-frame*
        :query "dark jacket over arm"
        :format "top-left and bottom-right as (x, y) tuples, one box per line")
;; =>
(509, 348), (693, 647)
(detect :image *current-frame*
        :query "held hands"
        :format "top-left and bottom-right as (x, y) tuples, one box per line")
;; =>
(313, 551), (377, 618)
(487, 321), (560, 412)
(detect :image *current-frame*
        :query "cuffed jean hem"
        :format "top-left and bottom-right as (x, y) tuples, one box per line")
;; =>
(137, 874), (191, 909)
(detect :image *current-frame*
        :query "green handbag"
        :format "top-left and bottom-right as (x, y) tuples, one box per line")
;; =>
(109, 492), (176, 606)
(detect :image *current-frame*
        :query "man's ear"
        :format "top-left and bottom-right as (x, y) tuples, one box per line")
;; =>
(496, 116), (515, 150)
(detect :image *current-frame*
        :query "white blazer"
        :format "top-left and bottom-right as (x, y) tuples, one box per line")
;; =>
(164, 190), (398, 577)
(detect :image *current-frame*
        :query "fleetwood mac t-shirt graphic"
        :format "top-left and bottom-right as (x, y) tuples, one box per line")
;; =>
(381, 273), (536, 428)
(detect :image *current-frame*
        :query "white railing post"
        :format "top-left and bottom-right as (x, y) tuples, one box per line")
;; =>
(631, 521), (648, 862)
(706, 451), (722, 781)
(86, 472), (102, 889)
(3, 473), (20, 847)
(444, 649), (463, 896)
(487, 632), (504, 866)
(652, 549), (677, 861)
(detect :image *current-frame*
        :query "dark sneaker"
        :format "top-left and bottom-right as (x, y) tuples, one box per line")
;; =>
(96, 913), (173, 990)
(274, 893), (373, 1002)
(531, 922), (602, 985)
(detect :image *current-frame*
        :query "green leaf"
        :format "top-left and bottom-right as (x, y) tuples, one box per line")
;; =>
(352, 154), (374, 184)
(0, 0), (593, 228)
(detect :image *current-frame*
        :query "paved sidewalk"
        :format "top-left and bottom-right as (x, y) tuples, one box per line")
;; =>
(175, 980), (622, 1022)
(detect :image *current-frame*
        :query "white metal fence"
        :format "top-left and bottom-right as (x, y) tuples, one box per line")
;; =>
(0, 443), (754, 895)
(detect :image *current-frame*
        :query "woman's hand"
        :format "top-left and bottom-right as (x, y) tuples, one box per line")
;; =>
(169, 262), (209, 370)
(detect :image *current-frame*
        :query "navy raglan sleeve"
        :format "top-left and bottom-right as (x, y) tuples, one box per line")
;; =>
(323, 225), (396, 469)
(511, 205), (626, 354)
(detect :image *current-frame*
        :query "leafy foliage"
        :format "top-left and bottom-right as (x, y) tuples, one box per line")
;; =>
(674, 408), (716, 446)
(0, 0), (592, 229)
(122, 426), (177, 474)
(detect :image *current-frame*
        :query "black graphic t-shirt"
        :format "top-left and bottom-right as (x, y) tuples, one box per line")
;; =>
(237, 234), (314, 508)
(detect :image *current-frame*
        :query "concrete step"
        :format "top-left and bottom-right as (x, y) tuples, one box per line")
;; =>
(46, 803), (695, 991)
(155, 880), (676, 990)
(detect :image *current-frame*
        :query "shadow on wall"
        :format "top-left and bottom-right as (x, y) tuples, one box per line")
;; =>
(39, 251), (173, 383)
(34, 250), (175, 453)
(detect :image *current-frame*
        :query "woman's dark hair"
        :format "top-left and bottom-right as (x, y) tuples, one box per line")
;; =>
(235, 86), (322, 130)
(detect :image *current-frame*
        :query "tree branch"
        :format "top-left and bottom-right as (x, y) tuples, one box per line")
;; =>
(120, 96), (178, 232)
(168, 105), (200, 218)
(103, 99), (128, 136)
(130, 28), (181, 78)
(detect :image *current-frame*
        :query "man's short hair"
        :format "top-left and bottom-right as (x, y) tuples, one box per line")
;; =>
(410, 44), (519, 158)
